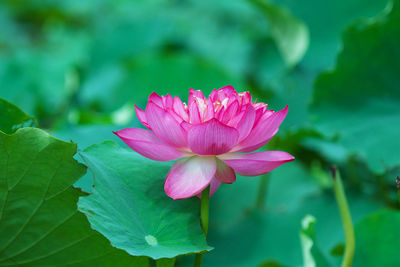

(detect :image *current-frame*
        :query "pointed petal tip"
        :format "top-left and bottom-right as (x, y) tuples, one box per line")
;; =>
(221, 84), (234, 89)
(284, 104), (289, 111)
(278, 151), (295, 162)
(149, 92), (161, 97)
(221, 151), (294, 176)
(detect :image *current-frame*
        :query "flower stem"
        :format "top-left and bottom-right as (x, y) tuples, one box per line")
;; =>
(330, 166), (355, 267)
(194, 186), (210, 267)
(255, 173), (269, 210)
(148, 257), (156, 267)
(396, 176), (400, 207)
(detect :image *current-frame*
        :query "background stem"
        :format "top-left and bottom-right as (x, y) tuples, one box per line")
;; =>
(396, 176), (400, 207)
(255, 174), (269, 210)
(331, 166), (355, 267)
(148, 257), (156, 267)
(194, 186), (210, 267)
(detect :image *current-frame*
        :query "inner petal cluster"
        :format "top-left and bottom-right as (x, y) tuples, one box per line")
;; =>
(134, 85), (282, 156)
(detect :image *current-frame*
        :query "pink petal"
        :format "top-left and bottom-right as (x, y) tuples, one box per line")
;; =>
(164, 156), (217, 199)
(189, 101), (201, 124)
(189, 88), (205, 105)
(180, 121), (192, 131)
(173, 96), (189, 121)
(220, 100), (239, 124)
(204, 99), (215, 121)
(226, 110), (245, 128)
(215, 158), (236, 183)
(220, 151), (294, 176)
(162, 94), (174, 109)
(209, 178), (221, 196)
(217, 85), (236, 97)
(236, 104), (256, 142)
(113, 128), (188, 161)
(135, 105), (151, 129)
(209, 85), (237, 102)
(239, 91), (251, 105)
(188, 119), (239, 155)
(148, 92), (163, 107)
(145, 102), (188, 148)
(234, 105), (288, 153)
(166, 108), (185, 123)
(254, 107), (271, 126)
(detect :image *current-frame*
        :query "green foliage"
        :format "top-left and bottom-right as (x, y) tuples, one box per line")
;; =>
(78, 141), (212, 259)
(200, 161), (386, 267)
(299, 215), (331, 267)
(248, 0), (309, 67)
(1, 0), (399, 266)
(312, 0), (400, 174)
(0, 98), (37, 134)
(81, 52), (245, 112)
(0, 128), (146, 266)
(258, 260), (289, 267)
(354, 209), (400, 267)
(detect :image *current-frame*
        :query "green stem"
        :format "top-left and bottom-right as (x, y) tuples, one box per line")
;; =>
(396, 176), (400, 207)
(193, 253), (202, 267)
(148, 257), (156, 267)
(194, 186), (210, 267)
(331, 166), (355, 267)
(255, 174), (269, 210)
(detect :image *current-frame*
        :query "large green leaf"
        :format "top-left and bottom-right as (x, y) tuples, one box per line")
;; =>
(0, 128), (145, 266)
(353, 209), (400, 267)
(0, 98), (37, 134)
(78, 141), (212, 259)
(311, 0), (400, 173)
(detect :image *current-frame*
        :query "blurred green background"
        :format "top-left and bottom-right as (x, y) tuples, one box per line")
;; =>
(1, 0), (399, 266)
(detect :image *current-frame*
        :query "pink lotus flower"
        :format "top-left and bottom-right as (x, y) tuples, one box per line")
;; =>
(114, 86), (294, 199)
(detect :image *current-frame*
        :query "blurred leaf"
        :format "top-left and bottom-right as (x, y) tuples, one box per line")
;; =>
(353, 209), (400, 267)
(0, 27), (89, 125)
(81, 52), (245, 112)
(78, 141), (212, 259)
(309, 161), (333, 189)
(203, 162), (320, 267)
(249, 0), (309, 67)
(311, 0), (400, 174)
(0, 128), (145, 266)
(275, 0), (389, 71)
(299, 215), (331, 267)
(202, 161), (385, 267)
(258, 260), (290, 267)
(330, 243), (345, 257)
(0, 98), (37, 134)
(51, 122), (141, 193)
(52, 124), (129, 150)
(157, 257), (176, 267)
(302, 138), (350, 165)
(258, 0), (388, 130)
